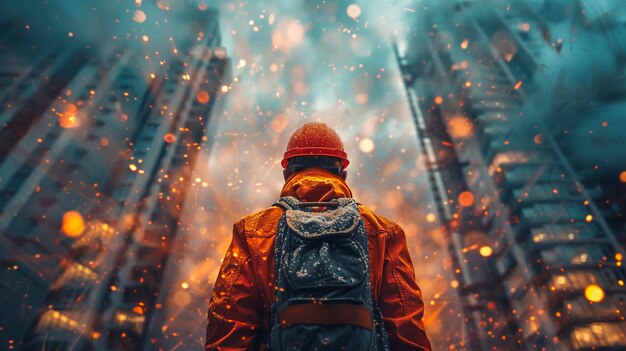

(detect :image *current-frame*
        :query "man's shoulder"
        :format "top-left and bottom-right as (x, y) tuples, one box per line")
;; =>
(234, 205), (284, 238)
(357, 204), (402, 237)
(232, 201), (402, 238)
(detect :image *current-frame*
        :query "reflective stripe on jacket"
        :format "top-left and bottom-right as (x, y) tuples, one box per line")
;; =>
(206, 168), (432, 351)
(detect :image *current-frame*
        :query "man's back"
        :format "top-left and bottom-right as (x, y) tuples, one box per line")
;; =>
(206, 168), (431, 350)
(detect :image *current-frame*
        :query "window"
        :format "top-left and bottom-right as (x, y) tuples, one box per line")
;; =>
(571, 322), (626, 349)
(539, 245), (605, 267)
(551, 271), (598, 291)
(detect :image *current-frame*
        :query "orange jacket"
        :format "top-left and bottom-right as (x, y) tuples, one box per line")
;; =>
(206, 168), (432, 351)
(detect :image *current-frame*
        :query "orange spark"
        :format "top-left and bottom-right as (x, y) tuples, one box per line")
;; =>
(164, 133), (176, 143)
(458, 191), (474, 207)
(59, 103), (80, 128)
(196, 91), (210, 104)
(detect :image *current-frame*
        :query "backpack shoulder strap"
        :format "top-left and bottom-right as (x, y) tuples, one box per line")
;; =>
(274, 196), (359, 210)
(273, 196), (301, 211)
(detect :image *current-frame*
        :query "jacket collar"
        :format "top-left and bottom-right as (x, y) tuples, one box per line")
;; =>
(280, 168), (353, 202)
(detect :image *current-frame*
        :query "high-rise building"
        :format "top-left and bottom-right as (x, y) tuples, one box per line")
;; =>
(396, 1), (626, 350)
(0, 7), (230, 351)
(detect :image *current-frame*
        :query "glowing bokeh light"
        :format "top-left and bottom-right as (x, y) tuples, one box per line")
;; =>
(448, 115), (473, 139)
(479, 246), (493, 257)
(164, 133), (176, 143)
(133, 10), (147, 23)
(359, 138), (375, 153)
(286, 21), (305, 44)
(61, 211), (86, 238)
(59, 103), (80, 129)
(196, 90), (210, 104)
(346, 4), (362, 19)
(458, 191), (474, 207)
(584, 284), (605, 303)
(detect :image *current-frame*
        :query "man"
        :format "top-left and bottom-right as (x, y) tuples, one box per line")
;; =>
(206, 122), (432, 351)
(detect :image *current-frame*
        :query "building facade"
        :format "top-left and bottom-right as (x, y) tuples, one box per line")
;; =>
(397, 1), (626, 349)
(0, 8), (230, 351)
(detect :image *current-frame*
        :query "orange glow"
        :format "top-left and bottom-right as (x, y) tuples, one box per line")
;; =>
(585, 214), (593, 223)
(616, 253), (623, 261)
(479, 246), (493, 257)
(164, 133), (176, 143)
(91, 331), (101, 340)
(270, 114), (288, 133)
(514, 80), (523, 90)
(355, 93), (369, 105)
(59, 103), (80, 128)
(464, 81), (471, 87)
(61, 211), (86, 237)
(584, 284), (605, 303)
(434, 96), (443, 104)
(448, 115), (473, 138)
(272, 20), (305, 52)
(458, 191), (474, 207)
(620, 171), (626, 183)
(181, 281), (189, 289)
(460, 39), (469, 49)
(196, 90), (210, 104)
(426, 213), (437, 222)
(450, 280), (459, 288)
(132, 306), (144, 315)
(534, 134), (543, 144)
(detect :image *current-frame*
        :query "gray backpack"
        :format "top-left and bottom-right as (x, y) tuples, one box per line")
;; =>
(268, 196), (390, 350)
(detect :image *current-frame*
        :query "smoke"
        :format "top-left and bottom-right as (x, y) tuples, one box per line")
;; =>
(521, 0), (626, 177)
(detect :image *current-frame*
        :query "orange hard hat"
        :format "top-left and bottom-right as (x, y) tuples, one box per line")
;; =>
(281, 122), (349, 169)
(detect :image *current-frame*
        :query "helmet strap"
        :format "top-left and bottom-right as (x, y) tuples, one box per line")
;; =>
(340, 170), (348, 181)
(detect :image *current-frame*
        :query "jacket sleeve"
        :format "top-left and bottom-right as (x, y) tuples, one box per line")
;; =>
(379, 224), (432, 351)
(206, 222), (264, 350)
